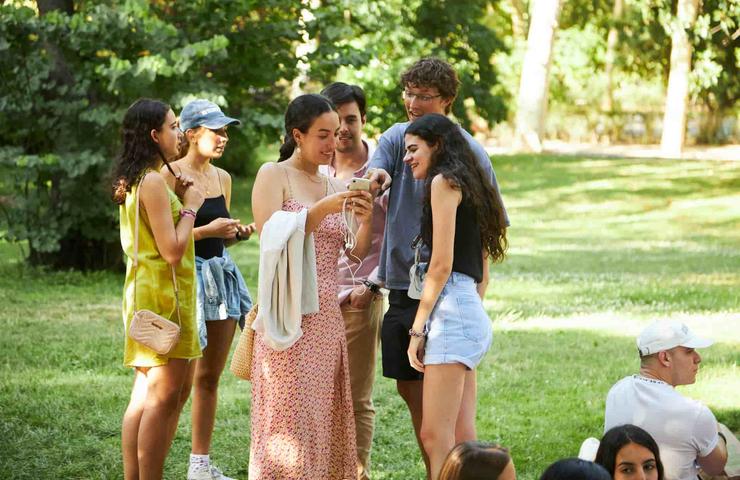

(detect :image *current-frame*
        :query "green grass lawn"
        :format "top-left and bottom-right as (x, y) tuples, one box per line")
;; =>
(1, 154), (738, 479)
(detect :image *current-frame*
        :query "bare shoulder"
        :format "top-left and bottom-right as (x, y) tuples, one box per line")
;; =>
(138, 171), (169, 206)
(257, 161), (282, 176)
(214, 165), (232, 182)
(431, 174), (461, 199)
(140, 170), (167, 191)
(254, 161), (286, 189)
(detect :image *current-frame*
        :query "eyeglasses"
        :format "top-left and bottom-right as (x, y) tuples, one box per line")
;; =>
(402, 91), (442, 102)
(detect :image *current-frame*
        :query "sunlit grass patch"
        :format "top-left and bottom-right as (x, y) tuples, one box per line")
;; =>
(0, 154), (737, 479)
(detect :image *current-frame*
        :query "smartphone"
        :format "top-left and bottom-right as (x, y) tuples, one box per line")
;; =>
(348, 177), (371, 191)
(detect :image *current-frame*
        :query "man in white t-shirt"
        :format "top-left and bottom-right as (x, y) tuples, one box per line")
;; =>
(604, 321), (729, 480)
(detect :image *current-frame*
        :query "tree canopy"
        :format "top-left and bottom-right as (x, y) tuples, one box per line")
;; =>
(0, 0), (508, 268)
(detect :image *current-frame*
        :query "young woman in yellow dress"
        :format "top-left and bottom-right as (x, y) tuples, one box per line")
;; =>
(112, 98), (204, 480)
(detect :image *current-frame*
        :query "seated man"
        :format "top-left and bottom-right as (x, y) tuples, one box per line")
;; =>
(604, 320), (729, 480)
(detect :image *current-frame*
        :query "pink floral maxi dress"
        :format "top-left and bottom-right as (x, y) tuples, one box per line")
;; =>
(249, 199), (357, 479)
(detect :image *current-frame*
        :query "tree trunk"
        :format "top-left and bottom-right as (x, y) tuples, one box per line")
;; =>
(36, 0), (75, 89)
(513, 0), (562, 153)
(36, 0), (73, 15)
(603, 0), (624, 112)
(660, 0), (700, 157)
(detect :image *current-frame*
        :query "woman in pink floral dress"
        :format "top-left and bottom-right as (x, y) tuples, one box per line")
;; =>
(249, 94), (375, 479)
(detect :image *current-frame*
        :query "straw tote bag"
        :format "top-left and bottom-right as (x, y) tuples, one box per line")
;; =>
(230, 304), (258, 381)
(127, 182), (181, 355)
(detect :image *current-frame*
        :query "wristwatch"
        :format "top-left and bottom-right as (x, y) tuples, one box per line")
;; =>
(363, 280), (381, 295)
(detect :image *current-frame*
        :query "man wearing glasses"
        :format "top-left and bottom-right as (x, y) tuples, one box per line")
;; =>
(367, 57), (507, 477)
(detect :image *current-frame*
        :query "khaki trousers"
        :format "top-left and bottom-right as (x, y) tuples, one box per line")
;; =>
(342, 296), (384, 480)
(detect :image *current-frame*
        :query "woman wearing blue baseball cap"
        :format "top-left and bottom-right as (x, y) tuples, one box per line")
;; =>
(162, 99), (253, 480)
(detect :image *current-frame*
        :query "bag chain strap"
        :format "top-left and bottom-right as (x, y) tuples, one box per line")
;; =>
(132, 176), (181, 324)
(412, 233), (423, 268)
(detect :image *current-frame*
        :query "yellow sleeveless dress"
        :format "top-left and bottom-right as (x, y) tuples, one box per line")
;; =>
(119, 181), (201, 367)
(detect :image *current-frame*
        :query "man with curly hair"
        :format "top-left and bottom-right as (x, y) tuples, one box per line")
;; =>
(367, 57), (507, 477)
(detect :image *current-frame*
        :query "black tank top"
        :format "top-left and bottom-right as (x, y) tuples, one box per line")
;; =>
(195, 195), (230, 259)
(194, 169), (229, 259)
(451, 198), (483, 282)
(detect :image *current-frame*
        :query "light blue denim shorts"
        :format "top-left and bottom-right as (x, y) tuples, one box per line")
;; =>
(424, 272), (493, 369)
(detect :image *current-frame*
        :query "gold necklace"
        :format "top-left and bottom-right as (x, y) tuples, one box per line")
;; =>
(300, 170), (325, 184)
(287, 163), (324, 184)
(187, 162), (214, 195)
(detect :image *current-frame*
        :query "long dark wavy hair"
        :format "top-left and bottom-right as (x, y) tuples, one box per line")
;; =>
(278, 94), (336, 161)
(405, 113), (507, 263)
(595, 424), (664, 480)
(111, 98), (171, 204)
(438, 441), (512, 480)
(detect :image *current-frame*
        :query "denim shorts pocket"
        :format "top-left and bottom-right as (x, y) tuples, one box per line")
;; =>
(456, 295), (487, 343)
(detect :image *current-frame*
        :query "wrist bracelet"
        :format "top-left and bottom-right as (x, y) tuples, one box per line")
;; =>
(180, 208), (197, 220)
(409, 327), (427, 338)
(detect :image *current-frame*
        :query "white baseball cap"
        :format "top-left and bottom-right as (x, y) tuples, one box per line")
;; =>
(637, 321), (713, 356)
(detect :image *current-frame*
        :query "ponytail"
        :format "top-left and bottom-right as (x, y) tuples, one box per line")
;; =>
(278, 136), (296, 162)
(278, 94), (336, 162)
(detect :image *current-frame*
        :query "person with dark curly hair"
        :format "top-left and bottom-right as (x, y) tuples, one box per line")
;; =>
(367, 57), (508, 478)
(402, 113), (507, 479)
(111, 98), (204, 479)
(595, 424), (665, 480)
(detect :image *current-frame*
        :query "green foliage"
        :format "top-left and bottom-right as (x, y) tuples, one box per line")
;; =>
(492, 0), (738, 142)
(0, 0), (303, 268)
(690, 0), (739, 113)
(550, 23), (608, 108)
(306, 0), (508, 135)
(0, 0), (508, 270)
(2, 0), (734, 270)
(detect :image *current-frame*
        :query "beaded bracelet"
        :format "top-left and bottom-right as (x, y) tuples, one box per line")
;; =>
(409, 327), (427, 338)
(180, 208), (197, 220)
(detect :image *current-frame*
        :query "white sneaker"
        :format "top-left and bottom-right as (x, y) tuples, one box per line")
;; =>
(187, 463), (236, 480)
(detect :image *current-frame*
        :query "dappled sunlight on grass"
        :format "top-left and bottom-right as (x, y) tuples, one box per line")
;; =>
(490, 312), (739, 420)
(476, 326), (738, 452)
(494, 311), (740, 343)
(486, 155), (739, 331)
(682, 362), (740, 411)
(1, 154), (737, 479)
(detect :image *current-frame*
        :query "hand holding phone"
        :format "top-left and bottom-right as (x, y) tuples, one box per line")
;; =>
(348, 177), (371, 191)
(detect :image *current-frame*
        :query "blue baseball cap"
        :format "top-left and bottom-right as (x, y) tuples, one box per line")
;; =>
(179, 99), (241, 131)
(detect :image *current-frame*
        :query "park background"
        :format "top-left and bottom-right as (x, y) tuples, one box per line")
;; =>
(0, 0), (738, 479)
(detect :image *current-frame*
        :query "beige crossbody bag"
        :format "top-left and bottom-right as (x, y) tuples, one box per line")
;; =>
(127, 181), (181, 355)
